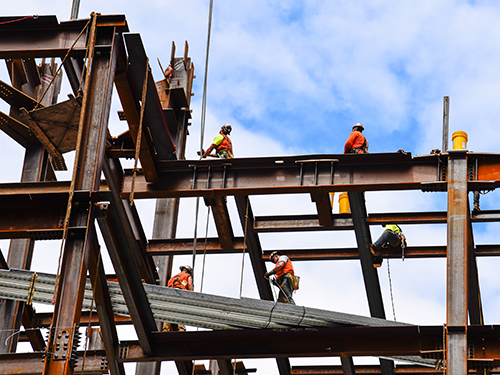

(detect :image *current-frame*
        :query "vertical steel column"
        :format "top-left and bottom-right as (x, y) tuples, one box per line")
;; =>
(43, 22), (119, 375)
(234, 196), (291, 375)
(135, 93), (191, 375)
(0, 57), (52, 353)
(442, 96), (450, 152)
(446, 151), (469, 375)
(348, 191), (394, 375)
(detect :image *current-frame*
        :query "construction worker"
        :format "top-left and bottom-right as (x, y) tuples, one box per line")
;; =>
(164, 64), (173, 79)
(344, 123), (369, 154)
(202, 124), (234, 159)
(163, 265), (194, 332)
(265, 251), (296, 305)
(370, 224), (407, 267)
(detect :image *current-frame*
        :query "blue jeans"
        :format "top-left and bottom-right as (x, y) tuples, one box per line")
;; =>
(373, 230), (401, 250)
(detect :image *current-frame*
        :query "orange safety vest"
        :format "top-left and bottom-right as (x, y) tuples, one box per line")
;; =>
(167, 271), (191, 290)
(344, 131), (369, 154)
(216, 134), (232, 153)
(276, 257), (294, 278)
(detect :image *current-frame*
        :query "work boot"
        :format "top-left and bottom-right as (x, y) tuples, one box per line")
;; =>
(473, 204), (480, 212)
(373, 256), (383, 268)
(162, 322), (172, 332)
(369, 244), (377, 255)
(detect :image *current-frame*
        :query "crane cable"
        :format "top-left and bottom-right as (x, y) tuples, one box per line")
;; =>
(191, 3), (214, 374)
(192, 0), (214, 271)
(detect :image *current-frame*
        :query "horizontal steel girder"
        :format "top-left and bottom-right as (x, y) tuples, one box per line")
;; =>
(147, 238), (500, 260)
(0, 15), (128, 58)
(0, 350), (109, 374)
(290, 365), (498, 375)
(119, 325), (500, 362)
(121, 153), (446, 198)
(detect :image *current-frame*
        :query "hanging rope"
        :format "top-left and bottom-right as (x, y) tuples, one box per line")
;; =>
(239, 197), (250, 298)
(0, 15), (36, 25)
(199, 206), (211, 293)
(129, 57), (149, 206)
(52, 12), (97, 306)
(386, 259), (397, 321)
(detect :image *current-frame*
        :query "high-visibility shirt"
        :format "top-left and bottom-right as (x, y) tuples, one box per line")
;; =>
(276, 255), (294, 278)
(213, 134), (233, 153)
(344, 131), (368, 154)
(167, 271), (191, 290)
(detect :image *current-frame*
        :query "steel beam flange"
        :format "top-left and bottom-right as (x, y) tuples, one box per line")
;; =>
(421, 182), (447, 192)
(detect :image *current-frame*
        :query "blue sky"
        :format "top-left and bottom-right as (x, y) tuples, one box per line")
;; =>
(2, 1), (500, 374)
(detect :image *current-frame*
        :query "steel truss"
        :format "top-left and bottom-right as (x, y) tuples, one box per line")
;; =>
(0, 12), (499, 375)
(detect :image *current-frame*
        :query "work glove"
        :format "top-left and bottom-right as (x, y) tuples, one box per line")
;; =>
(264, 271), (273, 279)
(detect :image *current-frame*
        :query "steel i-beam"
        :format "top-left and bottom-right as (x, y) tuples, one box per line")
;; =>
(446, 151), (469, 375)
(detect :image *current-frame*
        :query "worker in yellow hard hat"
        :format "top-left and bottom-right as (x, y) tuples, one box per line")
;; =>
(370, 224), (407, 268)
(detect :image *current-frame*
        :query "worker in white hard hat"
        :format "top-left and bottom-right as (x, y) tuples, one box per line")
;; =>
(163, 265), (194, 332)
(344, 123), (369, 154)
(265, 251), (297, 305)
(202, 124), (234, 159)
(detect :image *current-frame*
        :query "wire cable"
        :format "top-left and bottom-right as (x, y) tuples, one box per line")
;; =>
(239, 197), (249, 298)
(199, 0), (214, 154)
(387, 259), (397, 321)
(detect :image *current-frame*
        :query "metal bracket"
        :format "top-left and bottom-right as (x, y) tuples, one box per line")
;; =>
(52, 327), (73, 361)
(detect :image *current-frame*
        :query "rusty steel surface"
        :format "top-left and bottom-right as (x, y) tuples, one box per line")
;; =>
(0, 350), (109, 374)
(446, 153), (470, 375)
(120, 326), (442, 361)
(120, 152), (445, 199)
(0, 15), (128, 59)
(43, 21), (121, 375)
(4, 11), (500, 375)
(291, 365), (497, 375)
(149, 240), (500, 260)
(117, 325), (500, 364)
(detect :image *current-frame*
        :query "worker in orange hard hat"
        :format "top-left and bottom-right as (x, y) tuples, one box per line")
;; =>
(202, 124), (234, 159)
(163, 265), (194, 332)
(344, 123), (369, 154)
(265, 251), (297, 304)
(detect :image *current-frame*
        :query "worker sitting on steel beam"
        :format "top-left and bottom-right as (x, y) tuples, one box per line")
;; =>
(202, 124), (234, 159)
(163, 265), (194, 332)
(344, 123), (369, 154)
(370, 224), (407, 267)
(265, 251), (298, 305)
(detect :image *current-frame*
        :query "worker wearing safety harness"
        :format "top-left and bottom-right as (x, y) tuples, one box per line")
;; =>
(344, 123), (369, 154)
(370, 224), (407, 268)
(202, 124), (234, 159)
(163, 265), (194, 332)
(265, 251), (296, 305)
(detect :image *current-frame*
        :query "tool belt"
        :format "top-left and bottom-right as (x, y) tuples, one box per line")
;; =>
(217, 149), (234, 159)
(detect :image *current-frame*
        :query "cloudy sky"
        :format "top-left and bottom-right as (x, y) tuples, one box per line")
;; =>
(2, 0), (500, 374)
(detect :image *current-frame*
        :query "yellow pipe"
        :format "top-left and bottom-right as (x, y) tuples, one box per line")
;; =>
(452, 131), (468, 150)
(339, 193), (350, 214)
